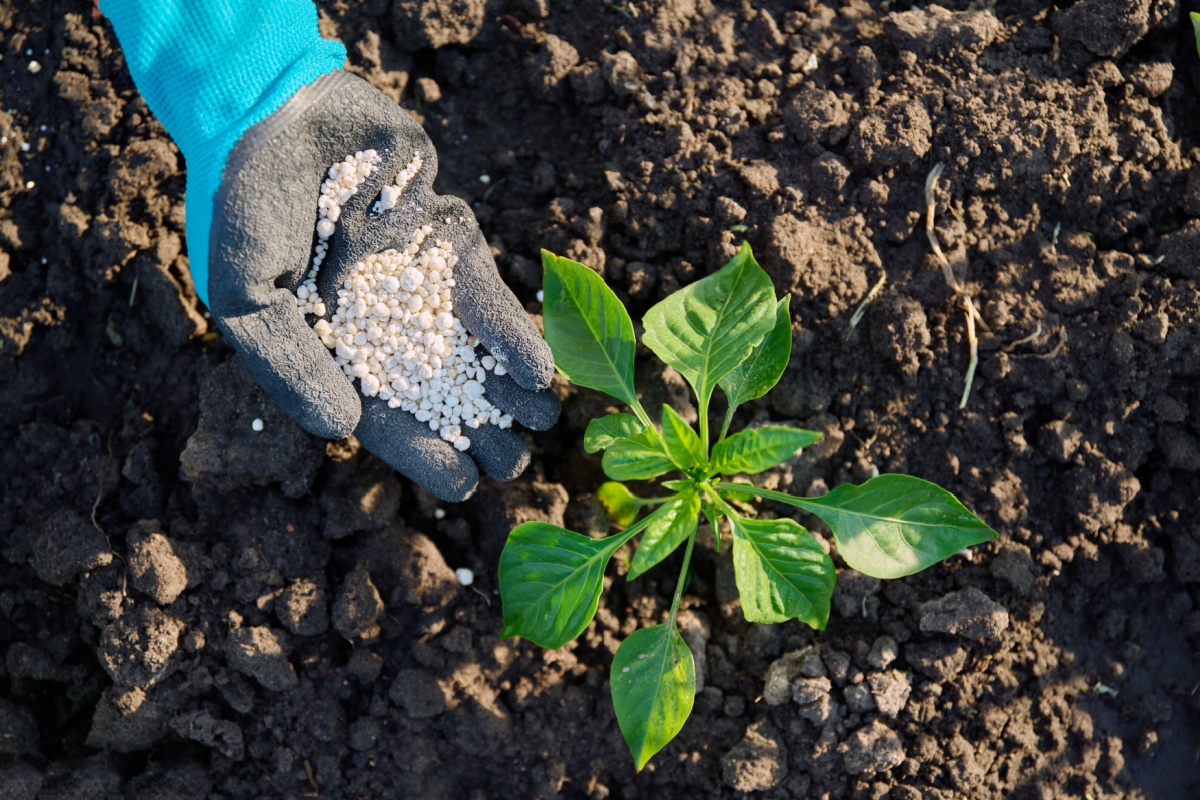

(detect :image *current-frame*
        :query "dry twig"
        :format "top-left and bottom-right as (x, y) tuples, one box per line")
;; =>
(846, 268), (888, 340)
(924, 163), (980, 409)
(1002, 322), (1043, 353)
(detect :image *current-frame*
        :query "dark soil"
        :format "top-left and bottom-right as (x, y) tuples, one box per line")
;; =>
(3, 0), (1200, 797)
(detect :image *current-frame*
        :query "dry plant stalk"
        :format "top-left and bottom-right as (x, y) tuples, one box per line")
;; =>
(924, 163), (979, 409)
(847, 268), (888, 340)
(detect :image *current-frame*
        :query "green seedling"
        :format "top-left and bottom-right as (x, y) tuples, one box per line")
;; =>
(498, 244), (996, 770)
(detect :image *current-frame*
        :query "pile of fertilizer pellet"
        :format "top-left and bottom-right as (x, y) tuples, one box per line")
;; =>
(293, 150), (509, 452)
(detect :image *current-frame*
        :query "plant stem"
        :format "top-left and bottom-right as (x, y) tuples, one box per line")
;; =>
(700, 482), (740, 520)
(611, 502), (671, 549)
(698, 397), (711, 460)
(715, 482), (818, 512)
(630, 399), (654, 430)
(666, 530), (697, 629)
(717, 405), (735, 444)
(636, 496), (678, 508)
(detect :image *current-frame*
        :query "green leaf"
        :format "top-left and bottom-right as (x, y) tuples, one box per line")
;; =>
(662, 479), (693, 492)
(798, 475), (997, 580)
(542, 251), (639, 409)
(1192, 11), (1200, 59)
(711, 425), (822, 476)
(611, 624), (695, 771)
(730, 516), (835, 629)
(500, 522), (632, 649)
(628, 490), (700, 580)
(597, 482), (640, 528)
(719, 295), (792, 411)
(660, 406), (705, 472)
(641, 243), (776, 409)
(585, 413), (646, 454)
(603, 430), (675, 481)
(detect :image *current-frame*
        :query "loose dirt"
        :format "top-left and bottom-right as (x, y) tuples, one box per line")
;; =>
(2, 0), (1199, 797)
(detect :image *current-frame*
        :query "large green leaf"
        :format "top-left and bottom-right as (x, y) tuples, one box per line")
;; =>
(542, 251), (639, 408)
(640, 243), (776, 409)
(500, 522), (635, 649)
(730, 516), (835, 629)
(719, 295), (792, 410)
(661, 406), (705, 472)
(796, 475), (997, 579)
(628, 490), (700, 580)
(711, 426), (822, 476)
(597, 482), (641, 527)
(611, 624), (695, 771)
(602, 430), (675, 481)
(584, 413), (646, 454)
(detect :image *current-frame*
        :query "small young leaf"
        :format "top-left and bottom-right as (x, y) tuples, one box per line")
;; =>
(730, 516), (835, 629)
(662, 479), (693, 492)
(500, 522), (630, 649)
(597, 482), (641, 528)
(641, 243), (776, 409)
(628, 490), (700, 580)
(711, 425), (822, 475)
(585, 413), (646, 454)
(798, 475), (997, 580)
(1192, 11), (1200, 58)
(660, 406), (705, 471)
(542, 251), (640, 409)
(611, 623), (696, 771)
(719, 295), (792, 411)
(603, 430), (675, 481)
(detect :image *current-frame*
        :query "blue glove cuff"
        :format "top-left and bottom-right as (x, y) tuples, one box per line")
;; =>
(100, 0), (347, 305)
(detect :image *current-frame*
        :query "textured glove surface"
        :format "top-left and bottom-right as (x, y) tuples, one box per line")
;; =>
(210, 71), (558, 501)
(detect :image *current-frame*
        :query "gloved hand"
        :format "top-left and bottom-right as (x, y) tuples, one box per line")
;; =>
(212, 70), (559, 501)
(101, 0), (558, 501)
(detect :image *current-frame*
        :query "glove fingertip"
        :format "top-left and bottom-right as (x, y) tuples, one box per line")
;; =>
(462, 425), (531, 482)
(479, 370), (560, 431)
(354, 398), (480, 502)
(499, 336), (555, 393)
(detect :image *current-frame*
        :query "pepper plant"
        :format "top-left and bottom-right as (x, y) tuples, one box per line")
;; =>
(498, 244), (996, 770)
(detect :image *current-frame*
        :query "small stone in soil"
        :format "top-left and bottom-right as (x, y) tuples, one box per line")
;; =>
(127, 524), (189, 606)
(762, 648), (811, 706)
(721, 720), (788, 792)
(868, 671), (912, 719)
(99, 605), (185, 688)
(225, 626), (298, 692)
(793, 676), (835, 726)
(838, 719), (905, 776)
(919, 587), (1010, 641)
(866, 635), (899, 670)
(844, 683), (875, 714)
(332, 567), (384, 640)
(275, 579), (329, 636)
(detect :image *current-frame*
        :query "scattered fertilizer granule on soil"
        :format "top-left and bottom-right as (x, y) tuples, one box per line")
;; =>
(292, 150), (508, 452)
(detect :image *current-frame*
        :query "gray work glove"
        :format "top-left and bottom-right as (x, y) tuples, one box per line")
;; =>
(208, 70), (559, 501)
